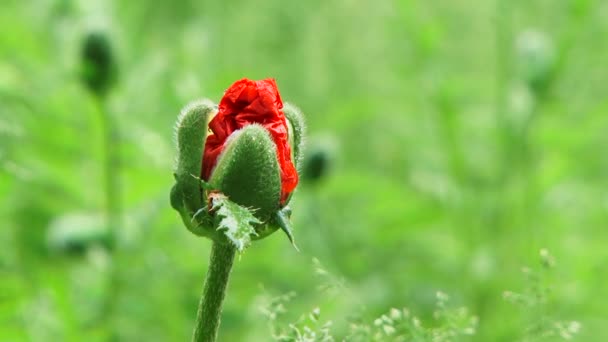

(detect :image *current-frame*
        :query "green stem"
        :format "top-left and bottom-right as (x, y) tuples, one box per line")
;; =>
(193, 242), (237, 342)
(95, 96), (122, 335)
(495, 0), (512, 186)
(97, 97), (121, 239)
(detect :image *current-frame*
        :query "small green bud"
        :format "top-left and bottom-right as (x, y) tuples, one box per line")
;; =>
(516, 29), (555, 95)
(303, 149), (330, 182)
(81, 31), (116, 95)
(302, 137), (335, 183)
(46, 213), (111, 255)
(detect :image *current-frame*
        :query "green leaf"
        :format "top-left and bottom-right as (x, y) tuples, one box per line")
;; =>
(210, 193), (260, 252)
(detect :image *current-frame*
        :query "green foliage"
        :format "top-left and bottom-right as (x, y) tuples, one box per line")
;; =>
(259, 261), (477, 342)
(347, 293), (478, 342)
(2, 0), (608, 341)
(503, 249), (581, 342)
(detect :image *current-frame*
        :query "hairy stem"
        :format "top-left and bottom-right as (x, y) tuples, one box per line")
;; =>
(193, 242), (237, 342)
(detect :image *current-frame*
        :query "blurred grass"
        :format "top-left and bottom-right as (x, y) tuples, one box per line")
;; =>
(1, 0), (608, 341)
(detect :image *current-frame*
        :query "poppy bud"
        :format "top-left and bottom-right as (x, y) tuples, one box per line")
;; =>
(46, 213), (111, 255)
(304, 150), (329, 182)
(171, 79), (305, 248)
(81, 31), (116, 95)
(301, 137), (335, 183)
(516, 29), (555, 95)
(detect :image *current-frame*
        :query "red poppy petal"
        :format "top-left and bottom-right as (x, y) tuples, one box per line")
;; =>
(202, 78), (298, 205)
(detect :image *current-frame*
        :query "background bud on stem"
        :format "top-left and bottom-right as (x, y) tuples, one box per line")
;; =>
(301, 136), (336, 184)
(516, 29), (555, 96)
(81, 31), (116, 96)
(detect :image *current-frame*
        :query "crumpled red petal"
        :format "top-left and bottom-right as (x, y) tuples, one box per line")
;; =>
(202, 78), (298, 205)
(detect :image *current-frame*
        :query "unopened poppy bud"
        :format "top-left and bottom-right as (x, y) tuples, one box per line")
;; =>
(171, 78), (305, 246)
(46, 213), (111, 255)
(302, 137), (335, 183)
(81, 31), (116, 95)
(516, 29), (555, 95)
(303, 149), (330, 182)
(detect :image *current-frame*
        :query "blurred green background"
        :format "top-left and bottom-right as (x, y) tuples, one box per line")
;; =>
(1, 0), (607, 340)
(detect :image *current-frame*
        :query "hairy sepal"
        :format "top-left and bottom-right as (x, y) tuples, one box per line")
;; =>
(208, 124), (281, 222)
(171, 100), (217, 236)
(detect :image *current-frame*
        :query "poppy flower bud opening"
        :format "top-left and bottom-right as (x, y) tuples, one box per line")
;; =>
(202, 78), (299, 206)
(171, 78), (305, 246)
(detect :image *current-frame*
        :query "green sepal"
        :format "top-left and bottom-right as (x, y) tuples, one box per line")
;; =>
(271, 207), (299, 251)
(209, 193), (260, 252)
(171, 182), (214, 238)
(171, 100), (217, 236)
(199, 178), (214, 192)
(208, 124), (281, 222)
(283, 103), (306, 169)
(251, 223), (279, 241)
